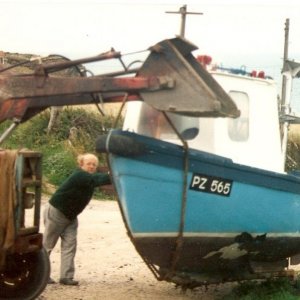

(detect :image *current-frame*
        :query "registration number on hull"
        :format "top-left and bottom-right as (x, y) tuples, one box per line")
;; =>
(190, 173), (233, 197)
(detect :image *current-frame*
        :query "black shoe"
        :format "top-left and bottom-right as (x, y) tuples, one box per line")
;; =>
(59, 278), (79, 286)
(48, 277), (56, 284)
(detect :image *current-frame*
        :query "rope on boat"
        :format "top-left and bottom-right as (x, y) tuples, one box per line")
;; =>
(159, 112), (189, 281)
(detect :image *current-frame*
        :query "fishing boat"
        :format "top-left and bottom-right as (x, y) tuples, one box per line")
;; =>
(1, 16), (300, 296)
(96, 21), (300, 286)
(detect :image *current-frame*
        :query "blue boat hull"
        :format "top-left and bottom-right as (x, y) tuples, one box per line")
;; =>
(96, 130), (300, 284)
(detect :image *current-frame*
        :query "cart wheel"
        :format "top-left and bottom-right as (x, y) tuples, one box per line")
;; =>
(0, 248), (50, 300)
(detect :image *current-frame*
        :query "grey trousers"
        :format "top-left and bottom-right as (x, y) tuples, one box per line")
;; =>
(43, 203), (78, 279)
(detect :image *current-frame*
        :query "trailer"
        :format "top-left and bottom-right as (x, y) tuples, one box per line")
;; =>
(0, 149), (49, 300)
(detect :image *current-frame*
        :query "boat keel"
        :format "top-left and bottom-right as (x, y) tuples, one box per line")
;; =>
(132, 232), (300, 286)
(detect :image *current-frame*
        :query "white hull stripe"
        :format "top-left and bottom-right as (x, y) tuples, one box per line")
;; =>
(132, 232), (300, 238)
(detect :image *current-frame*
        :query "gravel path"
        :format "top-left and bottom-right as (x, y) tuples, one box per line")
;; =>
(38, 199), (238, 299)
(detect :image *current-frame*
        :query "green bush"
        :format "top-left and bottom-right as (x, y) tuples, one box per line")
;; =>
(0, 113), (50, 148)
(286, 125), (300, 172)
(0, 107), (121, 196)
(223, 278), (299, 300)
(42, 143), (76, 185)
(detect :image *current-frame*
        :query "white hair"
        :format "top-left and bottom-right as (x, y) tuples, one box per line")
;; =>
(77, 153), (99, 167)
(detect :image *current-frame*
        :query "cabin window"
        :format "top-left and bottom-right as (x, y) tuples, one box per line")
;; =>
(137, 103), (199, 140)
(227, 91), (249, 141)
(137, 104), (173, 138)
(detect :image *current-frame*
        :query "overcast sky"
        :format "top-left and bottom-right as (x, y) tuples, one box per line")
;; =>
(1, 0), (300, 78)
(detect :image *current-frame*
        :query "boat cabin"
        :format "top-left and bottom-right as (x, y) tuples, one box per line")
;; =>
(123, 70), (284, 173)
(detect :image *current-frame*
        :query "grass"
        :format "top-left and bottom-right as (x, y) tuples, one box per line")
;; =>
(289, 125), (300, 144)
(223, 278), (300, 300)
(286, 125), (300, 171)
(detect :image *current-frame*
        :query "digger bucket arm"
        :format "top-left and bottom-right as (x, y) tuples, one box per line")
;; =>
(0, 36), (240, 125)
(0, 75), (174, 124)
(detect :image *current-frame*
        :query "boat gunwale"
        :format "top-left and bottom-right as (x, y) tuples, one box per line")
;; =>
(101, 129), (300, 195)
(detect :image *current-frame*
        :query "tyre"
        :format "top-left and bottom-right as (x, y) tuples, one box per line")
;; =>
(0, 248), (50, 300)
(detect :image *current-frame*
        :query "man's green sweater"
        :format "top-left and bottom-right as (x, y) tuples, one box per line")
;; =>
(49, 168), (110, 220)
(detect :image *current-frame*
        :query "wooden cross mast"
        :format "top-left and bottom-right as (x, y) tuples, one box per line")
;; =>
(165, 4), (203, 37)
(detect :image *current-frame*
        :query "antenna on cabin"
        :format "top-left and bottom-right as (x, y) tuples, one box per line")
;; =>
(165, 4), (203, 37)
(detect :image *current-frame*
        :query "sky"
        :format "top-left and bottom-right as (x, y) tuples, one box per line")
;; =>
(1, 0), (300, 82)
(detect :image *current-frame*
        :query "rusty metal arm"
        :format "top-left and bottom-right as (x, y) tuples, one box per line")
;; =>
(0, 74), (174, 124)
(0, 75), (173, 99)
(35, 50), (121, 75)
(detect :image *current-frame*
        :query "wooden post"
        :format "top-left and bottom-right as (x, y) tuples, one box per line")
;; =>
(281, 18), (289, 109)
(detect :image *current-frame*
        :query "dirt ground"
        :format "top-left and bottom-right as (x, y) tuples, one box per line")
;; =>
(37, 198), (237, 300)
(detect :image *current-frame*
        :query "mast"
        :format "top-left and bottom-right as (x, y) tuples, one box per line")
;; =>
(281, 18), (291, 169)
(165, 4), (203, 37)
(281, 19), (289, 116)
